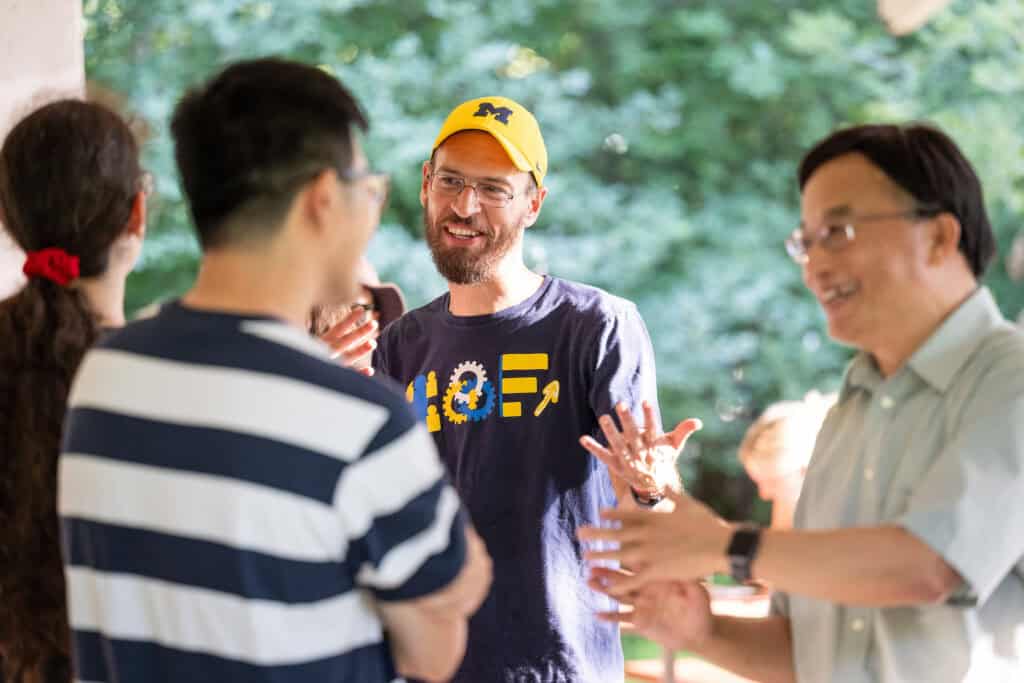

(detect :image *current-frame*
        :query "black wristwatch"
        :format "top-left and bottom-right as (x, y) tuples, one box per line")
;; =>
(726, 524), (762, 583)
(630, 487), (664, 508)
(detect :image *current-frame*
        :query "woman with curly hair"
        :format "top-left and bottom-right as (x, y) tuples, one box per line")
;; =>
(0, 99), (147, 683)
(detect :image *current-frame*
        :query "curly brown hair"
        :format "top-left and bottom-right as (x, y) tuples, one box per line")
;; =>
(0, 99), (141, 683)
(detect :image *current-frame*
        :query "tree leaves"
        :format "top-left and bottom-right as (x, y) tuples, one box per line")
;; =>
(88, 0), (1024, 515)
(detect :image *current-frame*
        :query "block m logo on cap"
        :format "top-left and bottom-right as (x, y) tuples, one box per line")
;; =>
(472, 102), (514, 125)
(433, 96), (548, 187)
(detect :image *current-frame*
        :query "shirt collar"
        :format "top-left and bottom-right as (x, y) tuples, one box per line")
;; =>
(839, 352), (882, 402)
(839, 287), (1006, 399)
(907, 287), (1006, 393)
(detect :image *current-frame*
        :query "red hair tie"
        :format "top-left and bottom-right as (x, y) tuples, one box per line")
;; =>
(23, 247), (80, 287)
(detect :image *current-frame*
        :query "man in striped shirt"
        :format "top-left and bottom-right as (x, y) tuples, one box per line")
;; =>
(59, 57), (491, 683)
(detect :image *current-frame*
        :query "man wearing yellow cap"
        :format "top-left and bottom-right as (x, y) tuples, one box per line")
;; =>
(374, 97), (696, 682)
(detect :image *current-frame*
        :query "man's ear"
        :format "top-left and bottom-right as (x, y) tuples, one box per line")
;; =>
(929, 211), (962, 265)
(521, 185), (548, 230)
(420, 160), (432, 208)
(302, 169), (339, 235)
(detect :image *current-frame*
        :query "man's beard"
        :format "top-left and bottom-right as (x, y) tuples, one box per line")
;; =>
(423, 200), (523, 285)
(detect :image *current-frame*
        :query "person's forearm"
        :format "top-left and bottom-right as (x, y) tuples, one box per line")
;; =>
(687, 615), (795, 683)
(382, 526), (491, 680)
(387, 608), (467, 682)
(414, 526), (492, 615)
(753, 525), (961, 606)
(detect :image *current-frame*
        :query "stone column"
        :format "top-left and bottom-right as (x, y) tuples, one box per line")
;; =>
(0, 0), (85, 298)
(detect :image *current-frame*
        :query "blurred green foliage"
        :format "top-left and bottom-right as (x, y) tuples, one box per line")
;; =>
(85, 0), (1024, 518)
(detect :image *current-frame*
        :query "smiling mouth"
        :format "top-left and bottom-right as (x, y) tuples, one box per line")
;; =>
(821, 282), (859, 305)
(444, 224), (484, 240)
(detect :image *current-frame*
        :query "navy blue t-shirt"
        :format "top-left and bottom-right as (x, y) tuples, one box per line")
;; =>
(374, 276), (660, 683)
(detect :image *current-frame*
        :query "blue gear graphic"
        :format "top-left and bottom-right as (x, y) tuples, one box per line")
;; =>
(455, 380), (496, 422)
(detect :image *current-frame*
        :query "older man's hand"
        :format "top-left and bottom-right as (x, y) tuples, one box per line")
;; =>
(577, 487), (734, 594)
(591, 568), (714, 652)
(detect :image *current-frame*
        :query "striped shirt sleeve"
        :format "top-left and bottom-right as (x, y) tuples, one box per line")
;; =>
(335, 406), (467, 602)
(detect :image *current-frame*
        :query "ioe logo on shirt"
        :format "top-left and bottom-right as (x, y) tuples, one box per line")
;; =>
(405, 354), (559, 432)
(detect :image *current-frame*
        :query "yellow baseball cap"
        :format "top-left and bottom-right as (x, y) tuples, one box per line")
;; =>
(432, 96), (548, 188)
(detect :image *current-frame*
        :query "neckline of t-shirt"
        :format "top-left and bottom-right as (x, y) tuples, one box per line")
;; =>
(162, 300), (331, 357)
(163, 299), (290, 327)
(439, 275), (554, 328)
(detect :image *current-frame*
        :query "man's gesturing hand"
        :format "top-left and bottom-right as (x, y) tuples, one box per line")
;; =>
(580, 401), (701, 497)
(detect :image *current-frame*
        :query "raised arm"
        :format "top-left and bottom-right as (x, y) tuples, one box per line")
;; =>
(585, 302), (699, 505)
(579, 463), (962, 607)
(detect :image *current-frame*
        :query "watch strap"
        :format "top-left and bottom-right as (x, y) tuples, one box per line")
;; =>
(630, 487), (664, 508)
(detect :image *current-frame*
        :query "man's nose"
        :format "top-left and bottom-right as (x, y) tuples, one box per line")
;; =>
(801, 244), (835, 292)
(450, 184), (482, 218)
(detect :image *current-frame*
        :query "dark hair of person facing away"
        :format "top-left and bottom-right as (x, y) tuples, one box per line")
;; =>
(170, 57), (369, 249)
(0, 99), (142, 683)
(798, 123), (996, 278)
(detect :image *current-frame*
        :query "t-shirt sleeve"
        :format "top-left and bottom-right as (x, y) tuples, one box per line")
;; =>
(587, 301), (661, 429)
(334, 402), (466, 602)
(893, 361), (1024, 604)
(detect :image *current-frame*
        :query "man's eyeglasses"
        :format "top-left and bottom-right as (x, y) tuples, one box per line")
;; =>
(427, 171), (515, 208)
(784, 208), (938, 264)
(340, 167), (390, 208)
(231, 163), (389, 208)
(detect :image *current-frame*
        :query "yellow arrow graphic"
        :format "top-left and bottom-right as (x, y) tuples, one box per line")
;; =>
(534, 380), (560, 417)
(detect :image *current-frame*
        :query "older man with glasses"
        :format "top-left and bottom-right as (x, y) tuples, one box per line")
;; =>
(578, 123), (1024, 683)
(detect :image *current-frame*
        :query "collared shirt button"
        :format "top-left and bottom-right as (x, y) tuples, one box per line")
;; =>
(864, 467), (875, 481)
(851, 618), (866, 632)
(880, 395), (895, 409)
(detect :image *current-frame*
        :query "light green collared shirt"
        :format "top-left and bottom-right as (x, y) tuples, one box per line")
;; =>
(776, 287), (1024, 682)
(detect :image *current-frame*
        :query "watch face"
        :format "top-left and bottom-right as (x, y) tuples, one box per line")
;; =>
(727, 526), (761, 554)
(727, 526), (762, 583)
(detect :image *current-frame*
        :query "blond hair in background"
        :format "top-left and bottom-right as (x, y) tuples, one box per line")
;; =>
(739, 390), (837, 529)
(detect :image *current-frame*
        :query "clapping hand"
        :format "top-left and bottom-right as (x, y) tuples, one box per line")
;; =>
(578, 486), (733, 595)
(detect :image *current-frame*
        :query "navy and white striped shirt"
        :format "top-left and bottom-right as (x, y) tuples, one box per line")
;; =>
(59, 302), (466, 683)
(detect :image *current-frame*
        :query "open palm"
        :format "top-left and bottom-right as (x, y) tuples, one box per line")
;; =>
(581, 401), (702, 494)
